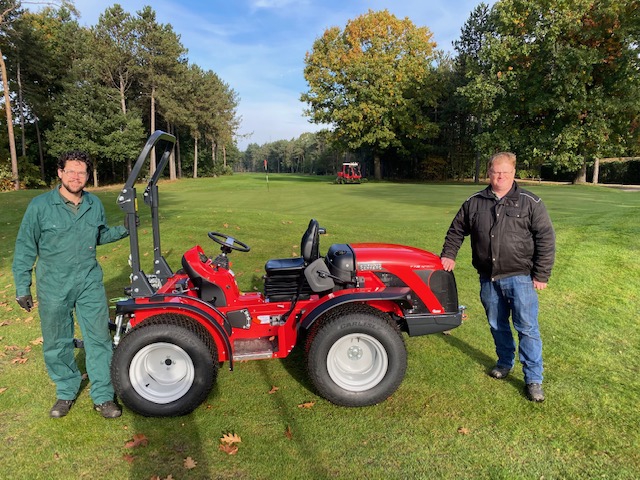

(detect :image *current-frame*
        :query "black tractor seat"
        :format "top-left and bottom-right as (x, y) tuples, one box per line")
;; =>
(264, 256), (306, 273)
(264, 219), (323, 300)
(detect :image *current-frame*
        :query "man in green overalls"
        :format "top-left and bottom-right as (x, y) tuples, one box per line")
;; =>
(13, 151), (130, 418)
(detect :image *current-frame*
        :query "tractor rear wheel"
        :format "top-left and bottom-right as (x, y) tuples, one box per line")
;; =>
(111, 314), (218, 417)
(305, 305), (407, 407)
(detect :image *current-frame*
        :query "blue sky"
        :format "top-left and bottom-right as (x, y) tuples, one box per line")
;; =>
(71, 0), (492, 150)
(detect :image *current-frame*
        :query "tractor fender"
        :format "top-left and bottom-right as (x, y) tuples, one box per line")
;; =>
(299, 287), (411, 332)
(115, 296), (234, 370)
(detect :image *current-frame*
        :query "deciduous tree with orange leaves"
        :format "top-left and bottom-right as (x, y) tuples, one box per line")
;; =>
(301, 9), (440, 180)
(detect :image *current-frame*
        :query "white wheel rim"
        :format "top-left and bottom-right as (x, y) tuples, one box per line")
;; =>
(326, 333), (388, 392)
(129, 342), (195, 404)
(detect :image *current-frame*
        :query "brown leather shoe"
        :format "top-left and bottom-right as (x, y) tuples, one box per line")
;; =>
(50, 399), (74, 418)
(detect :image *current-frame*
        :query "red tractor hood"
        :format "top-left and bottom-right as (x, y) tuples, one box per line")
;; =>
(350, 243), (443, 271)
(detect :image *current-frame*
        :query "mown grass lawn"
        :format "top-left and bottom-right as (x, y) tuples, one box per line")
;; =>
(1, 174), (638, 479)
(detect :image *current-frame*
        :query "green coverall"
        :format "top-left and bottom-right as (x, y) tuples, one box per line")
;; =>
(12, 187), (128, 404)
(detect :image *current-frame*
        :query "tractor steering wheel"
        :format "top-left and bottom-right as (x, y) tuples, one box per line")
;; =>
(207, 232), (251, 253)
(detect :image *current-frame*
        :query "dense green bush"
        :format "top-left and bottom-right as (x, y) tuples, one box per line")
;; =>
(596, 160), (640, 184)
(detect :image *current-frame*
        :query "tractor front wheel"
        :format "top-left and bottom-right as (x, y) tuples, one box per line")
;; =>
(111, 315), (218, 417)
(305, 306), (407, 407)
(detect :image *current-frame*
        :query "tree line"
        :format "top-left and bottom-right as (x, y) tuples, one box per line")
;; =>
(2, 1), (639, 189)
(0, 1), (239, 190)
(241, 2), (639, 184)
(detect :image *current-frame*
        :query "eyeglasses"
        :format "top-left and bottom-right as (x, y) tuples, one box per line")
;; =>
(489, 170), (514, 176)
(62, 169), (88, 178)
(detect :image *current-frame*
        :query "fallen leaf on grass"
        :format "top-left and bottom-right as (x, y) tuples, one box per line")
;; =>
(268, 386), (279, 394)
(0, 321), (10, 327)
(122, 454), (135, 464)
(124, 433), (149, 448)
(30, 337), (43, 345)
(298, 401), (315, 409)
(0, 387), (8, 394)
(183, 457), (197, 469)
(220, 432), (242, 445)
(457, 427), (470, 435)
(284, 425), (293, 439)
(219, 432), (241, 455)
(11, 357), (28, 365)
(24, 316), (33, 323)
(219, 443), (239, 455)
(5, 345), (19, 351)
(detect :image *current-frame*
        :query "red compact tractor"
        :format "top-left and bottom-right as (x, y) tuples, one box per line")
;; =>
(111, 132), (464, 417)
(336, 162), (362, 183)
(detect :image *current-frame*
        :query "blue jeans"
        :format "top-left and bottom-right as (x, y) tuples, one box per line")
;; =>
(480, 275), (543, 384)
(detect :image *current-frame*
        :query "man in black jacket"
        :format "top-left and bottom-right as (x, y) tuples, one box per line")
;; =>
(441, 152), (555, 402)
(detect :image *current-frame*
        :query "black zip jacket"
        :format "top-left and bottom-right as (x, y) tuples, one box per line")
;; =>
(441, 182), (555, 282)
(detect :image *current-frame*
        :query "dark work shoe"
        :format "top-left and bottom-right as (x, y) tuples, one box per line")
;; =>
(94, 400), (122, 418)
(488, 365), (511, 379)
(50, 399), (74, 418)
(526, 383), (545, 402)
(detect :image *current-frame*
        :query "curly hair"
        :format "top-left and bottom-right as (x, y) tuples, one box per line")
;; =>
(57, 151), (93, 177)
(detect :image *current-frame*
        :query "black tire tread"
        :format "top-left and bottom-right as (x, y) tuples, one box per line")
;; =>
(304, 303), (407, 407)
(112, 314), (218, 417)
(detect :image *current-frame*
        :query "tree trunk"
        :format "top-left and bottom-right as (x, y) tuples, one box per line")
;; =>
(211, 140), (215, 174)
(474, 120), (482, 183)
(120, 73), (132, 175)
(374, 152), (382, 180)
(223, 145), (227, 168)
(176, 128), (182, 178)
(150, 85), (156, 175)
(193, 136), (198, 178)
(17, 60), (26, 157)
(592, 158), (600, 184)
(119, 72), (127, 115)
(0, 47), (19, 190)
(35, 118), (45, 181)
(93, 161), (99, 187)
(168, 122), (176, 180)
(573, 161), (587, 184)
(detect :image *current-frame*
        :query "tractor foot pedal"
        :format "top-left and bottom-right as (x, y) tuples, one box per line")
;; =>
(73, 338), (84, 349)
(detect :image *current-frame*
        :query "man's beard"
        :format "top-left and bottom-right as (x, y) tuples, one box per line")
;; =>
(61, 178), (86, 195)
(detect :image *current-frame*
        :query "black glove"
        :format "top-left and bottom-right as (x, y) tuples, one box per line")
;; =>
(124, 214), (140, 231)
(16, 295), (34, 312)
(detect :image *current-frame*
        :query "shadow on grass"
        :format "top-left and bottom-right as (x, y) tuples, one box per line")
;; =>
(255, 359), (333, 480)
(277, 343), (316, 395)
(124, 385), (221, 479)
(439, 332), (527, 397)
